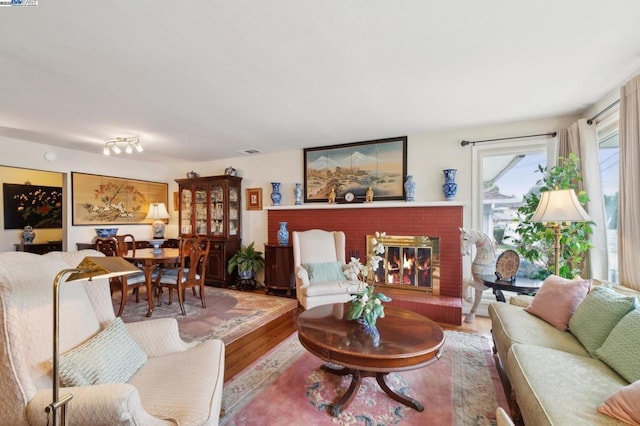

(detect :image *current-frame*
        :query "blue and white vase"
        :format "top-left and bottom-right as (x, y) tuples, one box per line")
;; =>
(442, 169), (458, 200)
(277, 222), (289, 246)
(404, 175), (415, 202)
(270, 182), (282, 206)
(22, 225), (35, 244)
(294, 183), (302, 205)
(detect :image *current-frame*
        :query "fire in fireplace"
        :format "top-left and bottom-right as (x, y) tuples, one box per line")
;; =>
(366, 234), (440, 295)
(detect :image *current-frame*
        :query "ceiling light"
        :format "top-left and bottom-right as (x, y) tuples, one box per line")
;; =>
(103, 136), (143, 156)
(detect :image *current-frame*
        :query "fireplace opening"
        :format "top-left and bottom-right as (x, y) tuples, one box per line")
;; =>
(366, 235), (440, 295)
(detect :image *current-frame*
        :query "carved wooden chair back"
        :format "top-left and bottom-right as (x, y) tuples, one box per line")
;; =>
(155, 235), (210, 315)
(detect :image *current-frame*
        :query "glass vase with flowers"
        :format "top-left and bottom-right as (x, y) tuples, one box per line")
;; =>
(345, 232), (392, 330)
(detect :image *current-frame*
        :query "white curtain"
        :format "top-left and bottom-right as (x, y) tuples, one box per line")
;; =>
(557, 120), (608, 280)
(618, 75), (640, 291)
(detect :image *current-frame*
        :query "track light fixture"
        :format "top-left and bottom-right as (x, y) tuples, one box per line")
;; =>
(103, 136), (143, 156)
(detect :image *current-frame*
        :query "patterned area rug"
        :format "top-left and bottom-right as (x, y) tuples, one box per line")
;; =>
(115, 286), (298, 343)
(221, 330), (509, 426)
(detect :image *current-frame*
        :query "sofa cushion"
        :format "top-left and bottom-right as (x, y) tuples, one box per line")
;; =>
(59, 317), (147, 386)
(507, 344), (628, 425)
(599, 380), (640, 425)
(524, 275), (591, 330)
(489, 302), (590, 370)
(303, 261), (345, 283)
(569, 286), (637, 356)
(596, 309), (640, 383)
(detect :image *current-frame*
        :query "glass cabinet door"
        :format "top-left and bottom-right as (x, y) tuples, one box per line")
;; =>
(229, 185), (239, 236)
(210, 183), (224, 236)
(180, 188), (193, 234)
(194, 185), (208, 235)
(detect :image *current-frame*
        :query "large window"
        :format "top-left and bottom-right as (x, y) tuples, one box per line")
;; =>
(472, 140), (550, 277)
(597, 113), (619, 282)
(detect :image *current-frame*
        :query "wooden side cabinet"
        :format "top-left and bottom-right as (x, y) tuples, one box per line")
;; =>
(264, 244), (295, 297)
(15, 241), (62, 254)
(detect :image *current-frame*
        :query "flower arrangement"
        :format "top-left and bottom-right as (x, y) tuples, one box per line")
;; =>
(346, 232), (392, 328)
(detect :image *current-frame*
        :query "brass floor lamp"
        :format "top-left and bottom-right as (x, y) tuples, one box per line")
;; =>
(46, 256), (140, 426)
(531, 188), (591, 276)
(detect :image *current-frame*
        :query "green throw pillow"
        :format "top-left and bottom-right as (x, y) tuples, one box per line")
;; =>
(303, 261), (345, 283)
(58, 317), (147, 386)
(596, 309), (640, 383)
(569, 286), (637, 356)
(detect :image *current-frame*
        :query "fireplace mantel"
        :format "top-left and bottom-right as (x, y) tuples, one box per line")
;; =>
(266, 201), (465, 210)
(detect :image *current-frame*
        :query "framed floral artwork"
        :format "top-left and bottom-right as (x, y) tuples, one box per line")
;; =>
(71, 172), (168, 225)
(3, 183), (63, 229)
(303, 136), (407, 202)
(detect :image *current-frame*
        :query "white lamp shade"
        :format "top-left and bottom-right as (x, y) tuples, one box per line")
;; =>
(145, 202), (170, 220)
(531, 189), (591, 223)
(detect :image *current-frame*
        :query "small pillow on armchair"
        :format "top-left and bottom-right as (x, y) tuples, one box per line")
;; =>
(302, 261), (346, 283)
(525, 274), (591, 331)
(58, 317), (147, 387)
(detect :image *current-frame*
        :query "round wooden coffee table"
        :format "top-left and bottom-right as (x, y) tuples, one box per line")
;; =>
(297, 303), (445, 416)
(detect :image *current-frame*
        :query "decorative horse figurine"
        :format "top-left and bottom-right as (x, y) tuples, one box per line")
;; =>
(460, 228), (497, 323)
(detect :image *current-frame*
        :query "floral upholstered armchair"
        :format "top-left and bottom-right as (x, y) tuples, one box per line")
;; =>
(0, 250), (225, 425)
(292, 229), (361, 309)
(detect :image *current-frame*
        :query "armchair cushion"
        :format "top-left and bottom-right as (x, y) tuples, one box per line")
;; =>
(301, 280), (361, 297)
(302, 261), (345, 283)
(58, 317), (147, 387)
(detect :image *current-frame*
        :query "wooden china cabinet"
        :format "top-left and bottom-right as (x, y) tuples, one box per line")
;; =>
(175, 175), (242, 287)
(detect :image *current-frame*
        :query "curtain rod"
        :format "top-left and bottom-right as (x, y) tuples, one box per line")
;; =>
(587, 99), (620, 125)
(460, 131), (557, 147)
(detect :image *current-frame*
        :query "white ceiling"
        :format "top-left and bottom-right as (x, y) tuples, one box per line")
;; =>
(1, 1), (640, 162)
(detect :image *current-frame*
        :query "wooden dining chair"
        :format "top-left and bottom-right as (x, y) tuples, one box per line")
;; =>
(95, 235), (147, 316)
(154, 236), (210, 315)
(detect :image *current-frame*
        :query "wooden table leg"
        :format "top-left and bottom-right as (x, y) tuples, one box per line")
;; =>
(143, 264), (158, 317)
(376, 372), (424, 411)
(321, 364), (424, 416)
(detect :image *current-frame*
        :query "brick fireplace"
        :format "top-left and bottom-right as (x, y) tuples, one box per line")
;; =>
(267, 202), (463, 325)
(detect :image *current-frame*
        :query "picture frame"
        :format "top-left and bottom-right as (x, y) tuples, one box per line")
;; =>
(71, 172), (168, 225)
(173, 191), (179, 211)
(303, 136), (407, 203)
(246, 188), (262, 210)
(3, 183), (63, 229)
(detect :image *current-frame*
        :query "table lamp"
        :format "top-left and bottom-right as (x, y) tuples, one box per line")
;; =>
(531, 188), (591, 276)
(145, 202), (170, 239)
(46, 256), (141, 426)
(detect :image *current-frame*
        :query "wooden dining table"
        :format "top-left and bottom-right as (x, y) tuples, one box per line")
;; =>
(123, 247), (180, 317)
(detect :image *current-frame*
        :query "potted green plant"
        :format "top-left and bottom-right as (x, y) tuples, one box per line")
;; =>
(227, 242), (265, 279)
(511, 152), (594, 279)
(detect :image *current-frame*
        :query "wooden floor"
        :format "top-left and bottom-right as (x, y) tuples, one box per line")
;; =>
(223, 289), (493, 382)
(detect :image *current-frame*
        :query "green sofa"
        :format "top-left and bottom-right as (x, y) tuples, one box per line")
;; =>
(489, 281), (639, 425)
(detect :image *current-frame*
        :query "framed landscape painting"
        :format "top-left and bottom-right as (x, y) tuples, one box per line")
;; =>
(72, 172), (168, 225)
(303, 136), (407, 202)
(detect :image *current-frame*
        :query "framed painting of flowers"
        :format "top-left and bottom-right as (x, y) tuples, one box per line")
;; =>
(3, 183), (63, 229)
(71, 172), (168, 225)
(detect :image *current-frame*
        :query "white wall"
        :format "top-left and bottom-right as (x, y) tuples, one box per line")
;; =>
(0, 114), (578, 263)
(0, 136), (181, 251)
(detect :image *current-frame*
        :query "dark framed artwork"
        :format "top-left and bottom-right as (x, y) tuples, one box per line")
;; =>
(72, 172), (168, 225)
(3, 183), (63, 229)
(303, 136), (407, 202)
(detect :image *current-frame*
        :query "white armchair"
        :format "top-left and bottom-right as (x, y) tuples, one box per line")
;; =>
(292, 229), (361, 310)
(0, 250), (224, 426)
